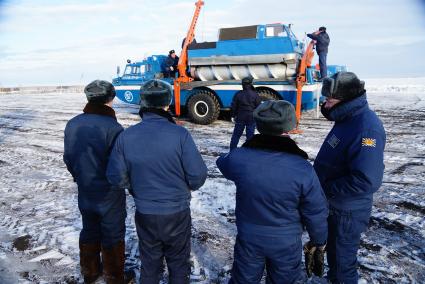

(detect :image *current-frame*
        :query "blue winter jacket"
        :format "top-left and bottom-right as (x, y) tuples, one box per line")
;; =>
(314, 95), (386, 211)
(231, 87), (262, 124)
(216, 135), (328, 245)
(307, 31), (330, 54)
(106, 111), (208, 215)
(63, 103), (124, 208)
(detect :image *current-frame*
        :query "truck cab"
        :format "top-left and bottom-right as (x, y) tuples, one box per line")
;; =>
(113, 55), (170, 104)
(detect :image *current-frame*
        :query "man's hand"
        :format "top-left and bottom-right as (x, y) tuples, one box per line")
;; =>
(304, 242), (326, 277)
(170, 66), (174, 71)
(231, 117), (235, 123)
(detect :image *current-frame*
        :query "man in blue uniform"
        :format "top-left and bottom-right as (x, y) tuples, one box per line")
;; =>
(164, 49), (179, 78)
(229, 76), (262, 150)
(63, 80), (126, 283)
(314, 72), (386, 284)
(307, 26), (330, 79)
(217, 100), (328, 283)
(107, 79), (208, 284)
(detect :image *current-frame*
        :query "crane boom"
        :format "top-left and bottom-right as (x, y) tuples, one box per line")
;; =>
(174, 0), (204, 116)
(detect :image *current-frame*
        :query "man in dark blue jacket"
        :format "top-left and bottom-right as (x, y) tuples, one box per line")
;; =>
(307, 27), (330, 79)
(107, 79), (207, 284)
(217, 100), (328, 283)
(64, 80), (126, 284)
(314, 72), (386, 284)
(229, 76), (262, 150)
(164, 49), (179, 78)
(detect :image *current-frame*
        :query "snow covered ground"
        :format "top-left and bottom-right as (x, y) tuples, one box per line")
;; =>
(0, 78), (424, 283)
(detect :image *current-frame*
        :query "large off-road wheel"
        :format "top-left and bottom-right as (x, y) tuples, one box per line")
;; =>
(257, 89), (279, 101)
(187, 90), (220, 125)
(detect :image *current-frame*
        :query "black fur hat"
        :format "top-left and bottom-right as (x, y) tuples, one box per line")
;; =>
(254, 100), (296, 135)
(140, 79), (173, 108)
(84, 80), (116, 104)
(321, 72), (365, 101)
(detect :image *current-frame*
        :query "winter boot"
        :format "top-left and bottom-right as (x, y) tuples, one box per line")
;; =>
(79, 242), (102, 283)
(102, 240), (125, 284)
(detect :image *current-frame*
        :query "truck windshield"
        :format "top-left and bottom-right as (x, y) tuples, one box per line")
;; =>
(123, 65), (143, 76)
(266, 25), (287, 37)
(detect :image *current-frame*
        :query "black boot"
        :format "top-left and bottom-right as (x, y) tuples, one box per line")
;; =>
(79, 242), (102, 283)
(102, 240), (125, 284)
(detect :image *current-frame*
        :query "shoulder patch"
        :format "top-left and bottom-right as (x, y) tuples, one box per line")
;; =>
(362, 138), (376, 147)
(327, 134), (340, 148)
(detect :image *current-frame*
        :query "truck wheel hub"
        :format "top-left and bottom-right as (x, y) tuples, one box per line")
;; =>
(194, 101), (209, 117)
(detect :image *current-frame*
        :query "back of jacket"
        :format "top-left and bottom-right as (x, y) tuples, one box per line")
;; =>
(231, 88), (262, 123)
(64, 112), (123, 197)
(107, 113), (208, 215)
(216, 136), (328, 244)
(307, 32), (330, 54)
(314, 95), (386, 210)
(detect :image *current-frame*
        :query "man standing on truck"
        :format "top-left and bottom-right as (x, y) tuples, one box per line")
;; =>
(164, 49), (179, 78)
(217, 100), (328, 283)
(314, 72), (386, 284)
(229, 76), (262, 150)
(307, 26), (330, 79)
(63, 80), (127, 284)
(107, 79), (208, 283)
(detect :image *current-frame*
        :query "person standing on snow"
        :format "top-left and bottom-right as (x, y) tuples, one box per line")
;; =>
(63, 80), (126, 283)
(314, 72), (386, 284)
(106, 79), (207, 283)
(307, 26), (330, 79)
(217, 100), (328, 283)
(229, 76), (262, 150)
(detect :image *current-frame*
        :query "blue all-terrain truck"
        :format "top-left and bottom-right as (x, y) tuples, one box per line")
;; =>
(113, 23), (345, 124)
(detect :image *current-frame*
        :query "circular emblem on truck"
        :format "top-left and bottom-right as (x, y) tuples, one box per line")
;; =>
(124, 91), (133, 102)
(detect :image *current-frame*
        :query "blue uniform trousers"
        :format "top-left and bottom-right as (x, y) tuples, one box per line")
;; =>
(135, 209), (191, 284)
(79, 191), (126, 248)
(327, 206), (371, 284)
(318, 52), (328, 79)
(229, 234), (302, 284)
(230, 122), (255, 150)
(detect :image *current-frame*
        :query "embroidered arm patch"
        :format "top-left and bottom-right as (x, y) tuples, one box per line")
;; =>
(362, 138), (376, 147)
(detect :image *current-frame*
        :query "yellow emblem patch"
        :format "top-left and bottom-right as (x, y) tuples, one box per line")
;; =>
(362, 138), (376, 147)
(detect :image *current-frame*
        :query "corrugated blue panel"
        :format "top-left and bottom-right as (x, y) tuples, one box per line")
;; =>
(188, 37), (297, 58)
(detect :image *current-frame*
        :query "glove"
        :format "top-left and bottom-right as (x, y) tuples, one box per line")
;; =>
(304, 242), (326, 278)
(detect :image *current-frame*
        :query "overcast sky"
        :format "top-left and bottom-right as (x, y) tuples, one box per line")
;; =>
(0, 0), (425, 86)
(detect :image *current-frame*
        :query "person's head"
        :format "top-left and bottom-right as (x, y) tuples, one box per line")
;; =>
(169, 50), (176, 58)
(319, 26), (326, 32)
(140, 79), (173, 110)
(321, 71), (365, 109)
(253, 100), (296, 136)
(242, 76), (254, 90)
(84, 80), (116, 105)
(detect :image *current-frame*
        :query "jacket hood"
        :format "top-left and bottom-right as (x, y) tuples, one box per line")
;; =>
(242, 134), (308, 159)
(83, 102), (116, 119)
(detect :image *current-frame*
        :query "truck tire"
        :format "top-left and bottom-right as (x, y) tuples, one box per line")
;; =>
(187, 90), (220, 125)
(257, 89), (279, 101)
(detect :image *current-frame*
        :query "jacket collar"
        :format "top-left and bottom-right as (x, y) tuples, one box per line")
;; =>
(242, 134), (308, 159)
(83, 102), (116, 119)
(322, 94), (369, 122)
(139, 107), (176, 124)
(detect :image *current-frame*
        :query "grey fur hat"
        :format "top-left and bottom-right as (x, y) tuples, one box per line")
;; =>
(321, 72), (365, 101)
(253, 100), (296, 135)
(84, 80), (116, 103)
(140, 79), (173, 108)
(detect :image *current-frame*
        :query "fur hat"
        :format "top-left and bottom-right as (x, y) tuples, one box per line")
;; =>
(321, 71), (365, 101)
(319, 26), (326, 32)
(242, 76), (253, 85)
(253, 100), (296, 136)
(84, 80), (116, 104)
(140, 79), (173, 108)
